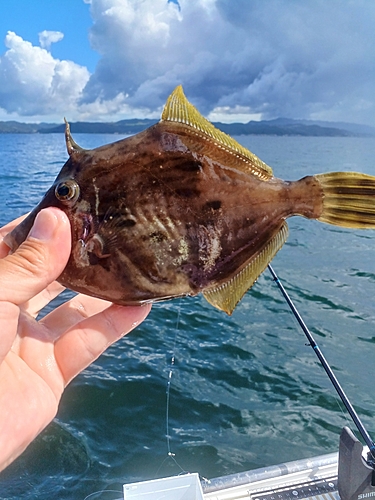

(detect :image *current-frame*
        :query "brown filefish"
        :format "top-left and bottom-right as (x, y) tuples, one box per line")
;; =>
(5, 86), (375, 314)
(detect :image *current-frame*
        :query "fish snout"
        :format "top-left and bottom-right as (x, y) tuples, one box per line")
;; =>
(3, 210), (39, 252)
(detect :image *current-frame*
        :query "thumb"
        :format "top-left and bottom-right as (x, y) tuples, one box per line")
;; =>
(0, 208), (71, 305)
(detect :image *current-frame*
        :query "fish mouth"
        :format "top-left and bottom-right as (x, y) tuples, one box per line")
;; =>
(3, 209), (39, 252)
(3, 204), (93, 259)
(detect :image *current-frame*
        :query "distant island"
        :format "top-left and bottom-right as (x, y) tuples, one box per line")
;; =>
(0, 117), (374, 137)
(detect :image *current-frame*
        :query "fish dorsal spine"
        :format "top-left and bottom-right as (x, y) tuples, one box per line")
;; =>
(64, 118), (87, 156)
(161, 85), (273, 180)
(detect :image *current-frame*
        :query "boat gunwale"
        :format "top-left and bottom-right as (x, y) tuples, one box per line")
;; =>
(202, 451), (338, 494)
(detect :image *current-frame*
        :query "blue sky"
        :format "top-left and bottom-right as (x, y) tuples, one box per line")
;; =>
(0, 0), (374, 126)
(0, 0), (98, 71)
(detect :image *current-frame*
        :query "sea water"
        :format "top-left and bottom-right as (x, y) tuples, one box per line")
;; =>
(0, 133), (375, 499)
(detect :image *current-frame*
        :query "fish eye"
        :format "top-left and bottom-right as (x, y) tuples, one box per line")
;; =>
(55, 180), (80, 203)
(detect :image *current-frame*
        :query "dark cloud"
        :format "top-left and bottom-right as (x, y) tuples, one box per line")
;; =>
(81, 0), (375, 124)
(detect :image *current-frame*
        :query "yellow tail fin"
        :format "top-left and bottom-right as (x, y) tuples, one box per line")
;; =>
(315, 172), (375, 229)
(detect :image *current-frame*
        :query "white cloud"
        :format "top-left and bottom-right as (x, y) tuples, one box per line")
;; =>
(38, 30), (64, 51)
(82, 0), (183, 104)
(207, 106), (262, 124)
(76, 92), (161, 121)
(0, 29), (162, 122)
(0, 31), (90, 119)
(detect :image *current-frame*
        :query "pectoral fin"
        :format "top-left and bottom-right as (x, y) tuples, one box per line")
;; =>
(203, 222), (289, 314)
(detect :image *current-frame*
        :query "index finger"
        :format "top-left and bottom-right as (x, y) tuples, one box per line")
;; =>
(55, 303), (152, 386)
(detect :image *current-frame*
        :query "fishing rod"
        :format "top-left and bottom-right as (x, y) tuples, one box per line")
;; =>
(267, 264), (375, 467)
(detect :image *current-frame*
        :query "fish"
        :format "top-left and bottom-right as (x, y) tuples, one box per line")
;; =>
(5, 85), (375, 314)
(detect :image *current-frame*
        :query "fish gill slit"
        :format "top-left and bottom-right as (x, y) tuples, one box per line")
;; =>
(92, 177), (100, 216)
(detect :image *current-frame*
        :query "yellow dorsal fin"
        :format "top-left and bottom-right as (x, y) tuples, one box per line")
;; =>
(203, 222), (289, 314)
(161, 85), (273, 180)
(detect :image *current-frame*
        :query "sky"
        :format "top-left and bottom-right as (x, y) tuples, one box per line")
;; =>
(0, 0), (374, 125)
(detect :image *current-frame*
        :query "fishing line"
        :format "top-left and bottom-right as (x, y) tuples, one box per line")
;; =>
(88, 303), (187, 497)
(156, 300), (188, 476)
(268, 263), (375, 466)
(166, 303), (180, 457)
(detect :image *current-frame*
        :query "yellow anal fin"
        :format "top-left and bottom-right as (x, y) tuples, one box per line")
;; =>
(161, 85), (273, 181)
(316, 172), (375, 229)
(203, 222), (289, 315)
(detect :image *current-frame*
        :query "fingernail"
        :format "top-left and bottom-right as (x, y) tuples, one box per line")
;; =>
(28, 209), (58, 241)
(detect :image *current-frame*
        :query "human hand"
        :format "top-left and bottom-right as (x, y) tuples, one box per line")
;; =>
(0, 208), (151, 471)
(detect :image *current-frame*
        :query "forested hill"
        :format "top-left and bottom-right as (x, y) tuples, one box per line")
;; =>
(0, 117), (374, 137)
